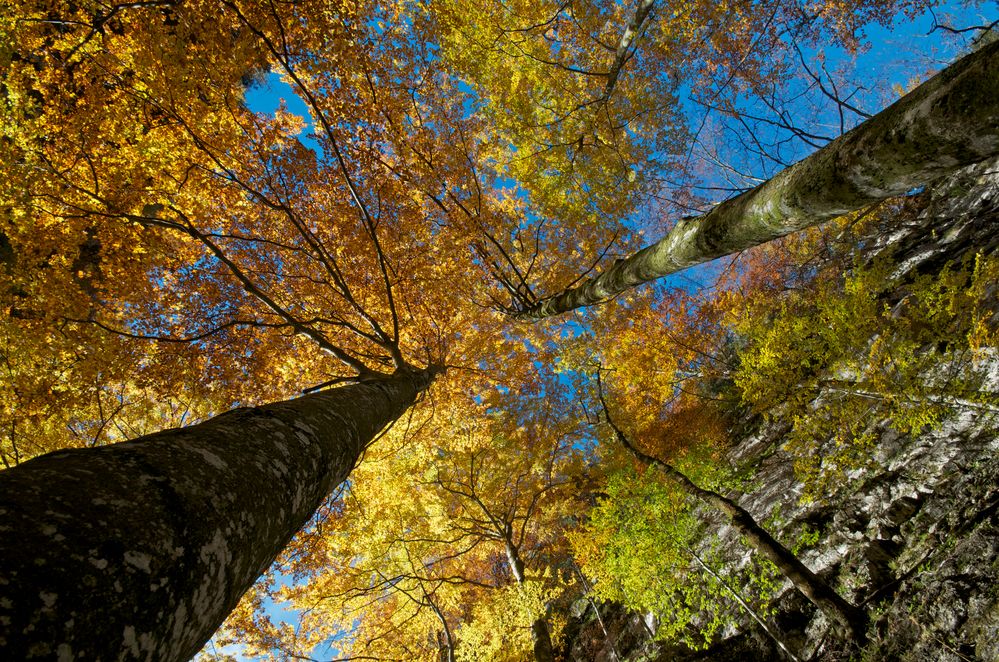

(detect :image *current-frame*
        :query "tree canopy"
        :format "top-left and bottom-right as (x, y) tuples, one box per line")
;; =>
(2, 0), (998, 659)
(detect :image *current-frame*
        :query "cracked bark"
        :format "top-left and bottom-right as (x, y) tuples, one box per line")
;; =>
(0, 368), (437, 661)
(517, 39), (999, 320)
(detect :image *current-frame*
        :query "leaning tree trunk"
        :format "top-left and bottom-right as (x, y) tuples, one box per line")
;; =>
(515, 38), (999, 320)
(0, 368), (437, 660)
(610, 422), (868, 641)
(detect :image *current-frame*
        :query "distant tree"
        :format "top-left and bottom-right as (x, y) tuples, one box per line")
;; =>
(589, 371), (868, 640)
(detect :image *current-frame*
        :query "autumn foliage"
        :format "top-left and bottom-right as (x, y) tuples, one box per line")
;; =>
(3, 0), (997, 659)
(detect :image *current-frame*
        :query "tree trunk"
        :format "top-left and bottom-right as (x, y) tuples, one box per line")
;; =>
(531, 618), (556, 662)
(619, 436), (868, 640)
(516, 39), (999, 320)
(504, 538), (555, 662)
(0, 368), (437, 661)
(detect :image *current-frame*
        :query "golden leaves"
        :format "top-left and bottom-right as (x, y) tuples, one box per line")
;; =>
(3, 0), (977, 657)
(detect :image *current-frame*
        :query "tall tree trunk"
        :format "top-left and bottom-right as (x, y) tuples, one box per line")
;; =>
(516, 39), (999, 320)
(504, 537), (555, 662)
(0, 368), (437, 661)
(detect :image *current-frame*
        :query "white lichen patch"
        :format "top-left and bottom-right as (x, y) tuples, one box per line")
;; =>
(122, 625), (140, 656)
(293, 422), (318, 439)
(171, 603), (188, 643)
(203, 529), (229, 557)
(190, 446), (229, 471)
(124, 551), (153, 573)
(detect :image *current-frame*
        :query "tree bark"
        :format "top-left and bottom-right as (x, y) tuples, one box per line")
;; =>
(504, 537), (555, 662)
(615, 429), (868, 640)
(0, 368), (437, 661)
(516, 39), (999, 320)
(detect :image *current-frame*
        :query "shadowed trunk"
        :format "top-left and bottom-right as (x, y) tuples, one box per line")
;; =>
(0, 368), (437, 660)
(516, 39), (999, 320)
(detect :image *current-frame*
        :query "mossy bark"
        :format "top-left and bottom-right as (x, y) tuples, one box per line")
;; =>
(0, 369), (436, 660)
(518, 39), (999, 320)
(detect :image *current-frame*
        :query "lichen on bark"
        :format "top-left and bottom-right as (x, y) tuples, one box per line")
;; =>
(0, 369), (434, 660)
(518, 39), (999, 320)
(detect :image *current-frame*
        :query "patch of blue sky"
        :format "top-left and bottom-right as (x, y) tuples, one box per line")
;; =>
(683, 0), (993, 187)
(199, 497), (359, 660)
(244, 73), (322, 155)
(853, 3), (996, 73)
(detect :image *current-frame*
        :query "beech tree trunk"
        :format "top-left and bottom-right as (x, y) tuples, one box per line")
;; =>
(0, 368), (436, 661)
(504, 537), (555, 662)
(516, 39), (999, 320)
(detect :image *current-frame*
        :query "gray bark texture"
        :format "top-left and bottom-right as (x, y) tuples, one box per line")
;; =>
(0, 369), (435, 660)
(517, 39), (999, 320)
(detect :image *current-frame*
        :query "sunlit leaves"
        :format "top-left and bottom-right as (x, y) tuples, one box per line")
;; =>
(571, 465), (780, 649)
(731, 248), (999, 500)
(217, 378), (590, 660)
(3, 0), (990, 658)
